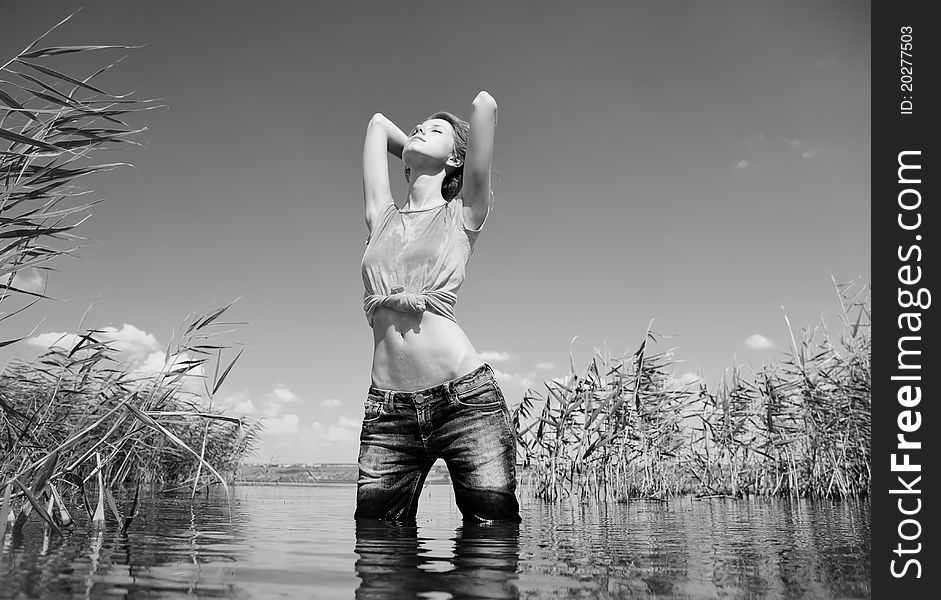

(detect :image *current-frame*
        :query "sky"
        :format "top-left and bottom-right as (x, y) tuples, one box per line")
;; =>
(1, 1), (870, 464)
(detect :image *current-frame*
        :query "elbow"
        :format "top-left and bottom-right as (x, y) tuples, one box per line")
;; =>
(368, 113), (386, 128)
(472, 91), (497, 111)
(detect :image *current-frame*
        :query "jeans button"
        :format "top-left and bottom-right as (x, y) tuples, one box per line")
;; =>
(414, 393), (424, 405)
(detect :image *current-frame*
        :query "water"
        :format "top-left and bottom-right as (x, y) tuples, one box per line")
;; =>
(1, 484), (870, 599)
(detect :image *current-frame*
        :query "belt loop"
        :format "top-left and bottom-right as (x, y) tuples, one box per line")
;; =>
(446, 380), (456, 404)
(384, 390), (393, 411)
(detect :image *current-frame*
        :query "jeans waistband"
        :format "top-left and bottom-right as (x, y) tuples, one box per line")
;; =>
(368, 363), (493, 406)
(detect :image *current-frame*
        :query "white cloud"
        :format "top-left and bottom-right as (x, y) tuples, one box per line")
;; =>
(245, 384), (309, 420)
(336, 416), (361, 428)
(491, 367), (535, 390)
(27, 331), (82, 350)
(267, 384), (301, 404)
(132, 350), (204, 377)
(741, 134), (822, 167)
(775, 136), (805, 149)
(264, 414), (300, 435)
(256, 416), (366, 463)
(535, 362), (557, 370)
(745, 334), (775, 349)
(251, 384), (305, 419)
(771, 136), (823, 160)
(233, 400), (256, 414)
(327, 425), (356, 442)
(669, 371), (702, 388)
(133, 351), (170, 376)
(222, 392), (256, 415)
(110, 330), (200, 391)
(130, 350), (207, 398)
(100, 324), (161, 361)
(320, 398), (342, 408)
(1, 268), (44, 293)
(28, 323), (206, 399)
(28, 323), (162, 370)
(479, 350), (514, 362)
(491, 367), (513, 384)
(305, 420), (358, 443)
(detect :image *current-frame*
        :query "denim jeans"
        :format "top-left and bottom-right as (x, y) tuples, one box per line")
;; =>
(355, 363), (522, 523)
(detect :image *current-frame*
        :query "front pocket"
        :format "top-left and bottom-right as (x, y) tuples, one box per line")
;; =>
(455, 379), (505, 408)
(362, 398), (383, 423)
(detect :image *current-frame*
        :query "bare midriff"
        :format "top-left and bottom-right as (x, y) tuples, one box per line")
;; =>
(370, 306), (484, 391)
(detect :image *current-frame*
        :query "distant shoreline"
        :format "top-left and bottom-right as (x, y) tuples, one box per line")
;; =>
(236, 463), (455, 485)
(233, 480), (453, 487)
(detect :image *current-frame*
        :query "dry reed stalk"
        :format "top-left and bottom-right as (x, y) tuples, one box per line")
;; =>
(0, 16), (261, 539)
(1, 12), (160, 349)
(0, 302), (262, 537)
(514, 277), (871, 501)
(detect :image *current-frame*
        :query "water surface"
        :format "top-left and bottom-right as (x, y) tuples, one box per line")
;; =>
(1, 484), (871, 599)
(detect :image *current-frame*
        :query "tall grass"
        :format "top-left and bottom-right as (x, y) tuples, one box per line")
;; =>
(1, 303), (262, 534)
(514, 276), (871, 501)
(1, 12), (160, 347)
(1, 14), (261, 539)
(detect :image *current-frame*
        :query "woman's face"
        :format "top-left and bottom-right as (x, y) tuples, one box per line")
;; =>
(402, 118), (459, 168)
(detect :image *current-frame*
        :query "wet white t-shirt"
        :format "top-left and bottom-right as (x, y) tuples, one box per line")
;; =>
(361, 198), (487, 327)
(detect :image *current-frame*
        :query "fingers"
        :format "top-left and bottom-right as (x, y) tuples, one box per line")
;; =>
(382, 291), (426, 313)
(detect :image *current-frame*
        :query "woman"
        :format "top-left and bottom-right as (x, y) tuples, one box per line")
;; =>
(356, 91), (521, 524)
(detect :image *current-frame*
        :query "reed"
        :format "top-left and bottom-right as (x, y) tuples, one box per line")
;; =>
(0, 303), (263, 537)
(1, 15), (261, 539)
(514, 276), (871, 501)
(1, 11), (161, 348)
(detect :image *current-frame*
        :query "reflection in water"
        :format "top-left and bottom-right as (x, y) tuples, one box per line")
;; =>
(1, 491), (244, 599)
(516, 496), (871, 598)
(354, 519), (521, 599)
(0, 486), (871, 599)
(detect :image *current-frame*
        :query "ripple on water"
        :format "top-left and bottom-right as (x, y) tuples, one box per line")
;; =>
(0, 485), (870, 599)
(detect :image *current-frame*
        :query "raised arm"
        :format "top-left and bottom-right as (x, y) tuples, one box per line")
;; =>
(461, 91), (497, 230)
(363, 113), (408, 232)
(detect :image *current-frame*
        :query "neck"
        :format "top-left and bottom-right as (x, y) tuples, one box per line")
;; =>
(404, 168), (447, 210)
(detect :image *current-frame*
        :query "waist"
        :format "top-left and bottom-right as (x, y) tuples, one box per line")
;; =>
(370, 310), (483, 390)
(371, 306), (467, 342)
(368, 363), (494, 405)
